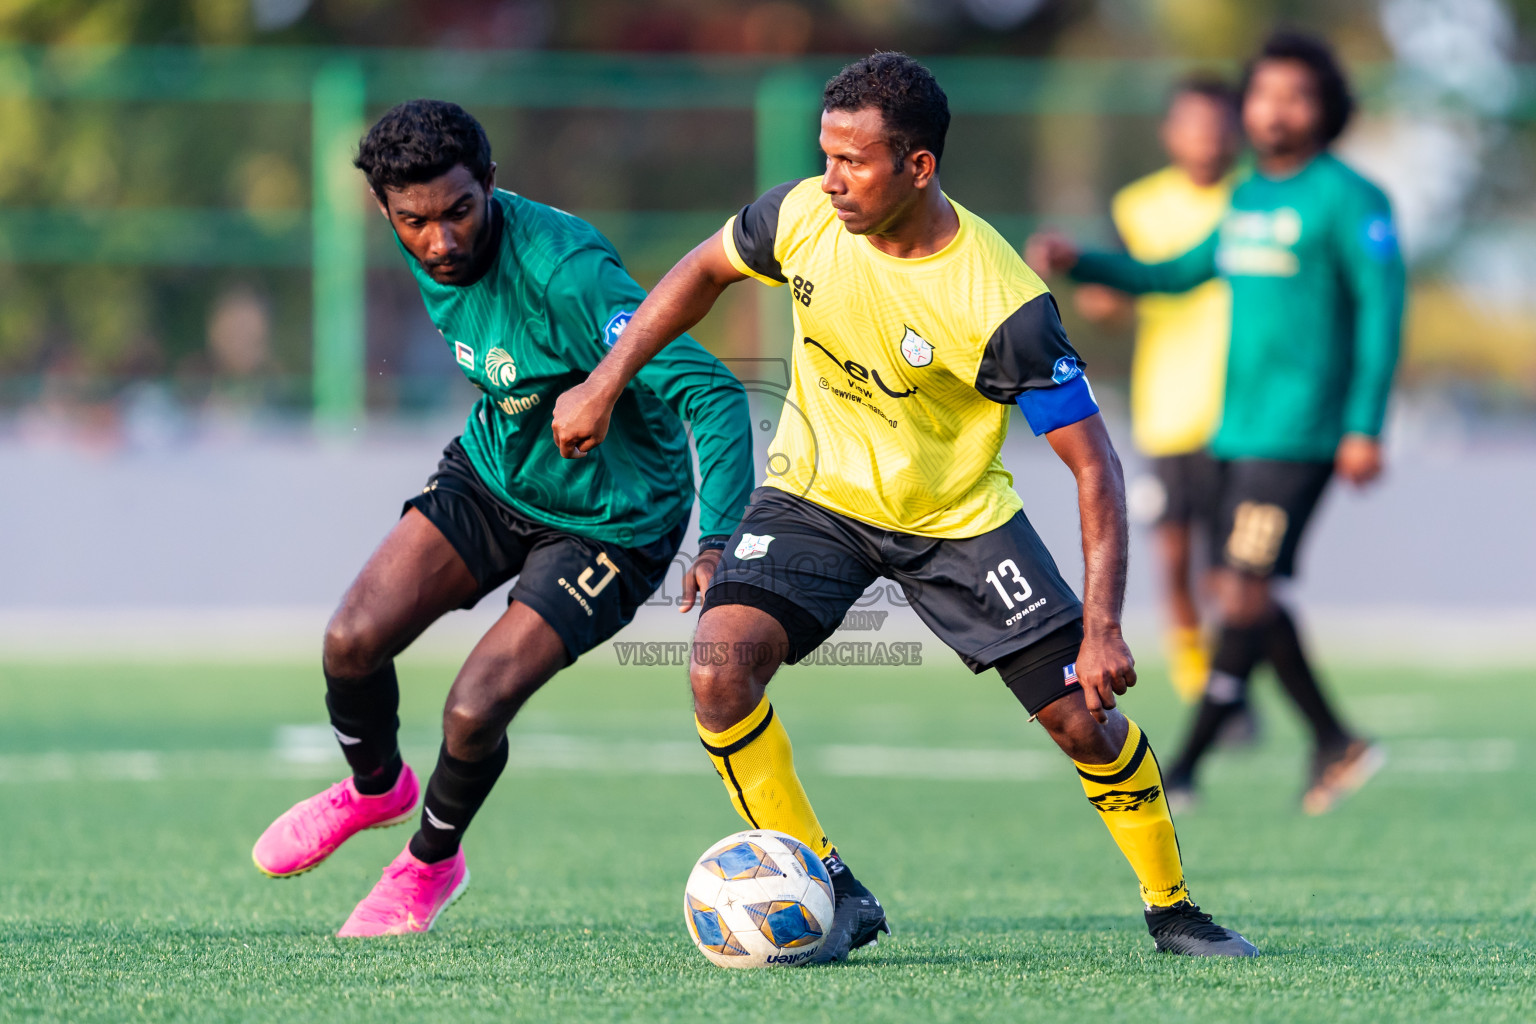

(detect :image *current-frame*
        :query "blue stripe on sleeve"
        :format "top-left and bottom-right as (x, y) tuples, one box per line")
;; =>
(1017, 375), (1100, 436)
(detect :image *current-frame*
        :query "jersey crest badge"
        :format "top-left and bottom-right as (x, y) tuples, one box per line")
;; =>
(454, 340), (474, 371)
(734, 533), (775, 560)
(899, 326), (933, 368)
(1362, 216), (1398, 259)
(1051, 356), (1083, 385)
(486, 347), (517, 388)
(604, 310), (634, 347)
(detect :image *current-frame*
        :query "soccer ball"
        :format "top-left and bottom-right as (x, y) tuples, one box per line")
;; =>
(683, 829), (836, 968)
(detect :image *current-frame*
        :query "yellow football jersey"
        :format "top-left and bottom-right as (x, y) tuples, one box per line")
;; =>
(1111, 166), (1233, 457)
(722, 178), (1087, 539)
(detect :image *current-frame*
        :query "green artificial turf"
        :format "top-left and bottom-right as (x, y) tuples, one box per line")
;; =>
(0, 653), (1532, 1022)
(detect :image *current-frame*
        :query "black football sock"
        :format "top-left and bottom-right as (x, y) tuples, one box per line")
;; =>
(325, 664), (403, 795)
(409, 737), (510, 864)
(1168, 622), (1267, 783)
(1266, 604), (1350, 753)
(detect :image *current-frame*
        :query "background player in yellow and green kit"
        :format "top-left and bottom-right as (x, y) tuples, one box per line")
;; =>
(555, 53), (1257, 960)
(1031, 32), (1405, 815)
(250, 100), (754, 935)
(1065, 75), (1242, 708)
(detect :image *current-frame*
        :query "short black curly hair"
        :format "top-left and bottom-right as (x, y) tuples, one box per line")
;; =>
(822, 52), (950, 169)
(1171, 72), (1239, 118)
(1241, 31), (1356, 145)
(354, 99), (492, 197)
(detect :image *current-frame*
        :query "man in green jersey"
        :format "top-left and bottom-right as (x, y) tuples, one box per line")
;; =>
(1062, 76), (1244, 713)
(1030, 32), (1405, 814)
(250, 100), (754, 935)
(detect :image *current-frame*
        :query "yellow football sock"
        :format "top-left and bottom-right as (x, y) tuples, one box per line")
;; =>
(1166, 626), (1210, 705)
(696, 696), (832, 859)
(1074, 719), (1189, 908)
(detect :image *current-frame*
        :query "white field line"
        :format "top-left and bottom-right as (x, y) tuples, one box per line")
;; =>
(0, 734), (1518, 784)
(1385, 738), (1517, 774)
(1341, 695), (1443, 736)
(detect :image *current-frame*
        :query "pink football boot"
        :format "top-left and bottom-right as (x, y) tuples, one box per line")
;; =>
(336, 846), (470, 937)
(252, 765), (419, 878)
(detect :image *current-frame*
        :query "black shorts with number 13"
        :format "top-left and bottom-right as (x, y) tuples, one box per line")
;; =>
(704, 487), (1085, 708)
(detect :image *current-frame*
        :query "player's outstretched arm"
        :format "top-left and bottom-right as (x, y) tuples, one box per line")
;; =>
(552, 231), (748, 459)
(1027, 228), (1219, 297)
(1045, 414), (1136, 723)
(632, 336), (755, 613)
(1335, 186), (1406, 487)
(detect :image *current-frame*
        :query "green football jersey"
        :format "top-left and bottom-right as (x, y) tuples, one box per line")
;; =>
(1073, 152), (1405, 462)
(400, 189), (753, 546)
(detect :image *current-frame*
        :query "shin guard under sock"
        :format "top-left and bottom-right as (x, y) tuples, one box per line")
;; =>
(1074, 719), (1189, 907)
(1168, 622), (1267, 782)
(697, 697), (832, 859)
(1266, 604), (1350, 752)
(409, 736), (510, 863)
(325, 665), (403, 794)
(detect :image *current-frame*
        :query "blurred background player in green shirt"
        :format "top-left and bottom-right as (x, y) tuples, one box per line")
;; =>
(1061, 75), (1243, 714)
(1029, 32), (1405, 815)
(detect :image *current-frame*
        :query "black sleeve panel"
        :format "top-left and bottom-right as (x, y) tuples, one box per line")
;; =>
(972, 292), (1083, 404)
(730, 180), (798, 283)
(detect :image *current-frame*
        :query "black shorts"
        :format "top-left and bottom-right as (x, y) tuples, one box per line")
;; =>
(404, 438), (685, 661)
(1149, 450), (1221, 527)
(702, 487), (1086, 715)
(1214, 459), (1333, 579)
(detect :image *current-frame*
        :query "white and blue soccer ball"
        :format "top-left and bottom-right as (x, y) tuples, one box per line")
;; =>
(683, 829), (835, 968)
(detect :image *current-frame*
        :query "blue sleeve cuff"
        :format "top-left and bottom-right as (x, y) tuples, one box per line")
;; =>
(1017, 375), (1099, 436)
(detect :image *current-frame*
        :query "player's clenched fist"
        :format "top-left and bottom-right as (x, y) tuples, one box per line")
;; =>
(1334, 434), (1383, 486)
(551, 379), (615, 459)
(678, 548), (721, 613)
(1073, 631), (1137, 724)
(1023, 230), (1080, 277)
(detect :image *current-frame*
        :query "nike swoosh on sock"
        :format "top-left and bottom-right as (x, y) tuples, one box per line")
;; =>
(423, 807), (456, 831)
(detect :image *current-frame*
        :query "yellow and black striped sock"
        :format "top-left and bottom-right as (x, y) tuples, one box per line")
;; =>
(696, 696), (832, 859)
(1074, 719), (1189, 908)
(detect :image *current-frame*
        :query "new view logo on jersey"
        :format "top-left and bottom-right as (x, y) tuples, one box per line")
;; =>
(803, 332), (921, 401)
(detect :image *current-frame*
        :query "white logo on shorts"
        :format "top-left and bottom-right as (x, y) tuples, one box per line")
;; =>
(735, 533), (775, 560)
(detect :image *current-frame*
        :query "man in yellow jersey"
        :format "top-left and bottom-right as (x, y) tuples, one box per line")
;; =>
(1067, 77), (1242, 707)
(553, 53), (1256, 961)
